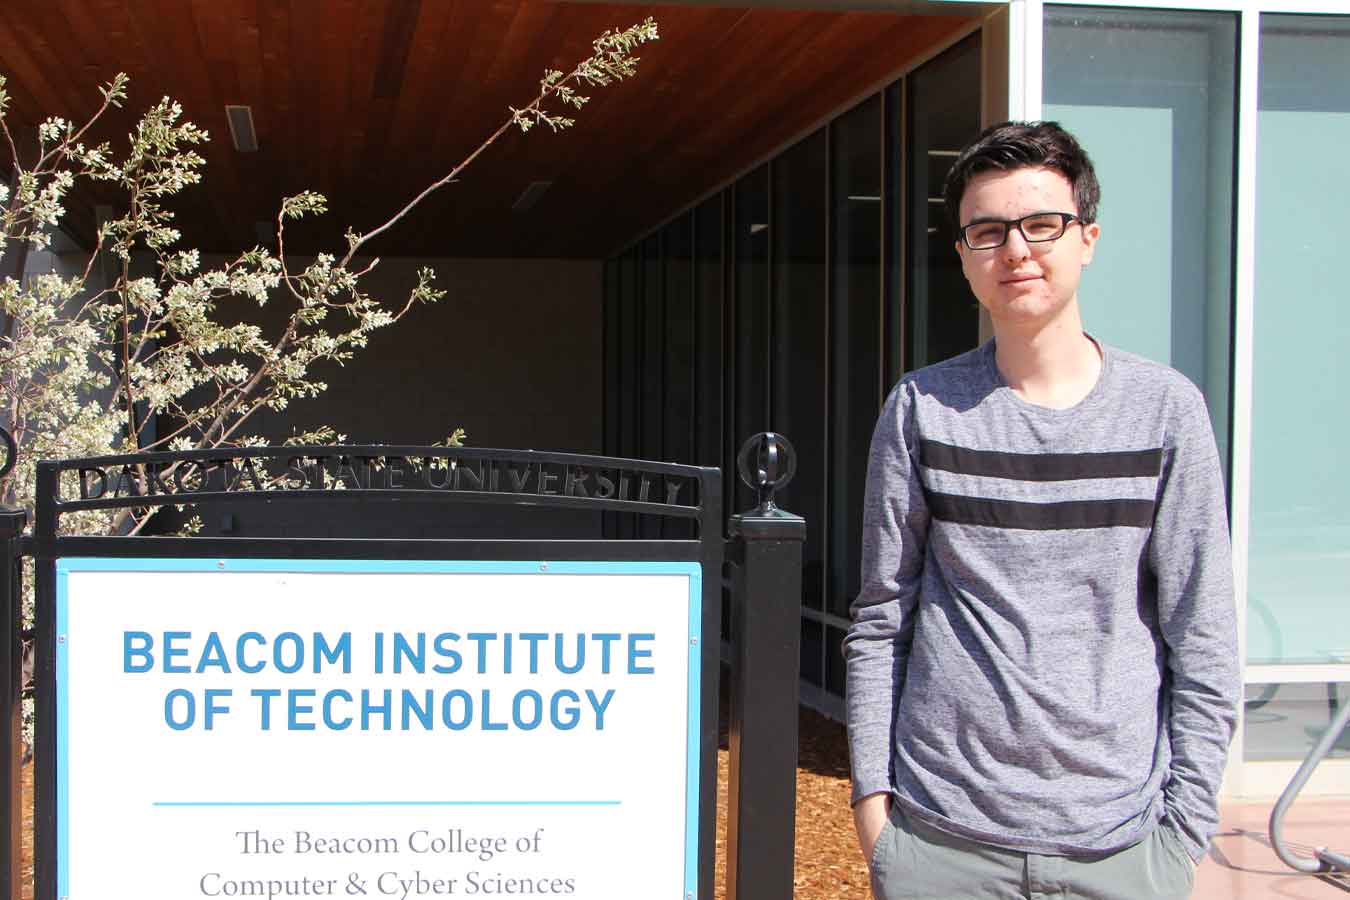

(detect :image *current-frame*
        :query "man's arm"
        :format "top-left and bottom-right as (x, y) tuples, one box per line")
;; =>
(844, 385), (930, 855)
(1149, 386), (1240, 862)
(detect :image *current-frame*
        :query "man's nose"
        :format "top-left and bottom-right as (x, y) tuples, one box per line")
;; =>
(1002, 225), (1032, 261)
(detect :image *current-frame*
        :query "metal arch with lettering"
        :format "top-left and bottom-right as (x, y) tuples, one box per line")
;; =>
(736, 432), (796, 515)
(30, 444), (716, 531)
(0, 425), (15, 481)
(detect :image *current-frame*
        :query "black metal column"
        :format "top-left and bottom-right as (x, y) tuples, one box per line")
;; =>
(726, 434), (805, 900)
(32, 463), (54, 900)
(0, 507), (24, 900)
(697, 475), (724, 900)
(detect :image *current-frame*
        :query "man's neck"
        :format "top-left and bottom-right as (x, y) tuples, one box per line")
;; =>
(992, 308), (1102, 410)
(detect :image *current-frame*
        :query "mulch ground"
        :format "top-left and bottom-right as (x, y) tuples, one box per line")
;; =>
(20, 760), (31, 900)
(18, 706), (866, 899)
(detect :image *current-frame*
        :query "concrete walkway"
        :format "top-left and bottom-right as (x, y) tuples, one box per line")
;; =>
(1197, 799), (1350, 898)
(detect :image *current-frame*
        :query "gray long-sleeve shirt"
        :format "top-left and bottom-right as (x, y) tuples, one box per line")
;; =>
(844, 340), (1239, 862)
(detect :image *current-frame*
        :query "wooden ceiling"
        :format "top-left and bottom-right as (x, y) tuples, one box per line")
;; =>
(0, 1), (977, 259)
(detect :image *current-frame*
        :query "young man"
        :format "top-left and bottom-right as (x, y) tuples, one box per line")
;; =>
(845, 121), (1238, 900)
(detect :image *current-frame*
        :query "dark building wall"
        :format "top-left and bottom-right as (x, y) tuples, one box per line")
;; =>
(185, 256), (605, 540)
(282, 256), (603, 452)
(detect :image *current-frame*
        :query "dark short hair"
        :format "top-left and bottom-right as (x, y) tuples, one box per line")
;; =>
(942, 121), (1100, 231)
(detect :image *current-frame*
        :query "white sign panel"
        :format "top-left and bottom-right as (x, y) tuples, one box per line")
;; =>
(56, 558), (702, 899)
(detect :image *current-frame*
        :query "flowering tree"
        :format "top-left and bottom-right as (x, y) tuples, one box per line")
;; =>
(1, 16), (657, 528)
(0, 18), (659, 741)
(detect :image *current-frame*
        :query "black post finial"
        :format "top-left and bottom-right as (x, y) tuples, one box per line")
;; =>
(737, 432), (796, 515)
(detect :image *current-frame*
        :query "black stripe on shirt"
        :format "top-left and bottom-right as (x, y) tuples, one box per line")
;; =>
(926, 491), (1156, 530)
(919, 440), (1163, 482)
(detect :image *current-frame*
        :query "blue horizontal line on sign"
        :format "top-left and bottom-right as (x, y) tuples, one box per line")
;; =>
(152, 800), (622, 808)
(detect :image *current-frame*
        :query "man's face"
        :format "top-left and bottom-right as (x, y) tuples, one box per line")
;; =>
(954, 166), (1100, 332)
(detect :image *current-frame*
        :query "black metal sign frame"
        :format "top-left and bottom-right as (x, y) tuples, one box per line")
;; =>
(23, 444), (724, 900)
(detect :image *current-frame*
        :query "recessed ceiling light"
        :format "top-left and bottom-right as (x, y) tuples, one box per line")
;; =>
(225, 105), (258, 153)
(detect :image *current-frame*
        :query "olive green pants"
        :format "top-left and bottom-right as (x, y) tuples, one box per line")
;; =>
(869, 805), (1197, 900)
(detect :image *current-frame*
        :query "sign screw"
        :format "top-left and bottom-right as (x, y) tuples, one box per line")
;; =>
(690, 637), (699, 646)
(217, 560), (226, 569)
(539, 562), (549, 571)
(57, 634), (66, 644)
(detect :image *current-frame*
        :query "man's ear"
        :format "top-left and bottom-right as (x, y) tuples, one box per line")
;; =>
(1080, 221), (1102, 265)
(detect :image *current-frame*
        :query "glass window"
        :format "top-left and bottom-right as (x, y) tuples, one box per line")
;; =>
(1245, 681), (1350, 763)
(616, 249), (640, 468)
(640, 234), (663, 466)
(694, 195), (724, 476)
(802, 618), (824, 688)
(602, 259), (619, 457)
(1044, 7), (1237, 479)
(733, 167), (771, 516)
(638, 235), (663, 538)
(601, 260), (619, 539)
(901, 32), (982, 374)
(663, 214), (695, 470)
(826, 623), (849, 697)
(1248, 15), (1350, 673)
(662, 214), (696, 539)
(771, 131), (828, 620)
(829, 96), (882, 619)
(609, 249), (642, 539)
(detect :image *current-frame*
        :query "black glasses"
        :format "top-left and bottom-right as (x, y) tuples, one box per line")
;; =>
(959, 212), (1081, 250)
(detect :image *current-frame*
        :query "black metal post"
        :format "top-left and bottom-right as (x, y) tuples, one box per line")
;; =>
(1, 507), (25, 900)
(32, 463), (55, 900)
(697, 473), (724, 900)
(1, 422), (24, 900)
(726, 434), (805, 900)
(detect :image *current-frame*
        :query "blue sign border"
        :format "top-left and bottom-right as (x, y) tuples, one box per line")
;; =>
(56, 557), (703, 898)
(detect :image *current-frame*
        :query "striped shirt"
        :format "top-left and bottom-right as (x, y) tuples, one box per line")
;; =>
(844, 339), (1238, 862)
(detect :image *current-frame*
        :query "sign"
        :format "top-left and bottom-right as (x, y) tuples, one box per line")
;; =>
(70, 453), (697, 512)
(56, 558), (702, 899)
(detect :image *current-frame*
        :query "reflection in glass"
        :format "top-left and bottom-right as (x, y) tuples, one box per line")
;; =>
(829, 96), (882, 619)
(1044, 7), (1235, 479)
(1244, 682), (1350, 762)
(1248, 15), (1350, 667)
